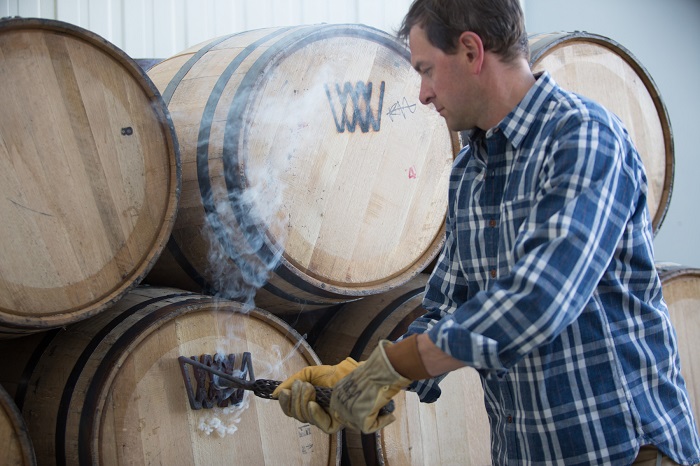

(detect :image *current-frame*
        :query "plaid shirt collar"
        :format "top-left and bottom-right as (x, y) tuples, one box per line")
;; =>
(462, 71), (553, 150)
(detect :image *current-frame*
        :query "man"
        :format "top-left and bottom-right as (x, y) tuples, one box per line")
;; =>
(273, 0), (700, 463)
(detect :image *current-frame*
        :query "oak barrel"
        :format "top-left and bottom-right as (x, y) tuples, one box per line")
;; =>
(144, 24), (457, 313)
(528, 32), (673, 234)
(0, 384), (36, 466)
(0, 287), (340, 465)
(657, 263), (700, 434)
(313, 274), (490, 465)
(0, 18), (180, 337)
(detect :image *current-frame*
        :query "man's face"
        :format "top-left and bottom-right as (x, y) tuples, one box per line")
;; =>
(409, 25), (479, 131)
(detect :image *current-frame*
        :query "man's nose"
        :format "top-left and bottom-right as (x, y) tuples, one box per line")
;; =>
(419, 80), (434, 105)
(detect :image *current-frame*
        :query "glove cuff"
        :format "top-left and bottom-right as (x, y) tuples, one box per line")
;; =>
(382, 335), (431, 381)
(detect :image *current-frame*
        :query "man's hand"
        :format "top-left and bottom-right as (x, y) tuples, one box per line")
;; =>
(330, 340), (411, 433)
(272, 357), (359, 433)
(272, 357), (360, 393)
(276, 380), (343, 433)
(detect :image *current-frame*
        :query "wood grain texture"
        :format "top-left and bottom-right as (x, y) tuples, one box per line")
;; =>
(0, 384), (36, 466)
(657, 264), (700, 437)
(313, 274), (491, 466)
(144, 24), (458, 313)
(0, 286), (340, 465)
(0, 18), (180, 336)
(529, 32), (673, 234)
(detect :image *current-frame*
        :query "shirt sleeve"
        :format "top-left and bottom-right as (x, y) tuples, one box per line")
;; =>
(425, 113), (643, 375)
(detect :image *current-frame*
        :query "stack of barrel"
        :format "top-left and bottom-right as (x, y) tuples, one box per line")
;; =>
(1, 14), (697, 466)
(0, 16), (458, 466)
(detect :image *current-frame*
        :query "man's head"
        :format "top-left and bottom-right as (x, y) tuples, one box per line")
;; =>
(397, 0), (529, 63)
(398, 0), (532, 132)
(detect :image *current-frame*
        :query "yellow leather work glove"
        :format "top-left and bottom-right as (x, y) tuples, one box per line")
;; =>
(276, 380), (343, 433)
(272, 357), (359, 393)
(272, 357), (360, 433)
(330, 340), (412, 434)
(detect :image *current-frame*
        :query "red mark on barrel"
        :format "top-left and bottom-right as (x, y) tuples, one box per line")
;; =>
(408, 166), (417, 179)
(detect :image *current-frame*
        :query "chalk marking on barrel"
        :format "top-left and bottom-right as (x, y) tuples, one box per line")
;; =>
(8, 199), (53, 217)
(387, 97), (417, 121)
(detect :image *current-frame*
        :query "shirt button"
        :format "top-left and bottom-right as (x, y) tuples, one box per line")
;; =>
(507, 415), (513, 423)
(490, 269), (497, 278)
(489, 219), (497, 228)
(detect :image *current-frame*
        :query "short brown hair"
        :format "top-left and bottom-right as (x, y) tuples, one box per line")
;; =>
(397, 0), (529, 63)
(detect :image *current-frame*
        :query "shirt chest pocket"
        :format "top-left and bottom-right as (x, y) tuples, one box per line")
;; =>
(500, 196), (533, 269)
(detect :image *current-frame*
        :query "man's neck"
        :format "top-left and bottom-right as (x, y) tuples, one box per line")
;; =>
(478, 55), (536, 131)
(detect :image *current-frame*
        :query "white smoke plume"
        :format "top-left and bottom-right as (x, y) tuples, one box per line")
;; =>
(201, 59), (338, 312)
(192, 58), (340, 438)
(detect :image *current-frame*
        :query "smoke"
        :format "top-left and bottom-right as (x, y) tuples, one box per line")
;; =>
(201, 180), (285, 312)
(196, 340), (307, 439)
(191, 42), (344, 439)
(197, 395), (250, 438)
(201, 58), (338, 312)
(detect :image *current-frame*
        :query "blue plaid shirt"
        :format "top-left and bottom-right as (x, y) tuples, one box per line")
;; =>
(405, 72), (700, 465)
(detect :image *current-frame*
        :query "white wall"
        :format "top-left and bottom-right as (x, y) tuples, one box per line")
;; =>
(0, 0), (414, 57)
(3, 0), (697, 267)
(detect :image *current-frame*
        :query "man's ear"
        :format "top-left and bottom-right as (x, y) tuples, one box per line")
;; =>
(458, 31), (484, 73)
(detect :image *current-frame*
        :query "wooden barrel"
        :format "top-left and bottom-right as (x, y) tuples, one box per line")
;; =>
(313, 275), (490, 465)
(144, 24), (458, 313)
(0, 18), (180, 337)
(0, 384), (36, 466)
(134, 58), (163, 72)
(657, 263), (700, 435)
(0, 287), (340, 465)
(528, 32), (673, 234)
